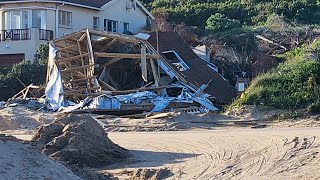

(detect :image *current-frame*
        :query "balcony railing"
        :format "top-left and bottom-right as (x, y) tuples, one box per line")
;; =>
(0, 28), (54, 42)
(39, 29), (54, 41)
(0, 29), (31, 41)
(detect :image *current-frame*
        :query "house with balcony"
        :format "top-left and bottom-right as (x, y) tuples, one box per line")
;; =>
(0, 0), (154, 66)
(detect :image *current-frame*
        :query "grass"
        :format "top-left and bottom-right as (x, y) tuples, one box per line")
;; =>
(231, 40), (320, 112)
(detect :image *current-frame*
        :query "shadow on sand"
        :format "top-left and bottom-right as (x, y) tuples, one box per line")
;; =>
(105, 149), (200, 170)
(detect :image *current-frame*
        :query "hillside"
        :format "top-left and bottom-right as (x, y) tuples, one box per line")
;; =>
(141, 0), (320, 29)
(233, 40), (320, 112)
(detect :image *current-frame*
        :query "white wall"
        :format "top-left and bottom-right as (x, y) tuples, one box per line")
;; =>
(0, 28), (48, 62)
(57, 0), (148, 36)
(0, 2), (57, 31)
(100, 0), (149, 33)
(0, 0), (151, 63)
(57, 5), (98, 37)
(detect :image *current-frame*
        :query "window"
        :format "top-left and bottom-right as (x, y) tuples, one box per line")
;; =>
(4, 12), (12, 29)
(162, 51), (190, 72)
(59, 10), (72, 26)
(93, 17), (99, 30)
(4, 10), (34, 29)
(104, 19), (118, 32)
(32, 10), (47, 29)
(12, 11), (21, 29)
(124, 22), (129, 31)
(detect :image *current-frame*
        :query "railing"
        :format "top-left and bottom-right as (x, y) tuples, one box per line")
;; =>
(0, 29), (31, 41)
(0, 28), (54, 42)
(39, 29), (54, 41)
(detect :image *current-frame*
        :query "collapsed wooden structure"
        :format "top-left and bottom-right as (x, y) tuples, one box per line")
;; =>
(46, 29), (236, 113)
(50, 29), (168, 101)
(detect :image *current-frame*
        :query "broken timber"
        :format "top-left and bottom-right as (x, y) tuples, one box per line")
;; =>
(46, 29), (223, 114)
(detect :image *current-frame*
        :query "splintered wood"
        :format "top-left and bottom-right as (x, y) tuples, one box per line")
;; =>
(52, 30), (99, 102)
(50, 29), (164, 103)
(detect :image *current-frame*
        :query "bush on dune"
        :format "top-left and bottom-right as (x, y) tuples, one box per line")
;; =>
(232, 41), (320, 112)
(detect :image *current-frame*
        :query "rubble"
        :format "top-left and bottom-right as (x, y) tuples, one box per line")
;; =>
(44, 29), (236, 115)
(31, 114), (127, 167)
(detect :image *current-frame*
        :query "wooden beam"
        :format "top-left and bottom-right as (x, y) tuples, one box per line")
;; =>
(255, 35), (287, 50)
(58, 45), (78, 51)
(86, 29), (96, 78)
(57, 53), (90, 63)
(150, 58), (160, 87)
(99, 79), (117, 91)
(61, 64), (96, 72)
(88, 29), (140, 43)
(141, 43), (147, 82)
(95, 52), (159, 59)
(99, 38), (118, 52)
(62, 76), (96, 84)
(98, 57), (123, 70)
(78, 32), (87, 42)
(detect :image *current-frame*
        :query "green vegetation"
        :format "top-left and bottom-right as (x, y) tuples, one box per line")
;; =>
(232, 40), (320, 112)
(0, 44), (48, 101)
(141, 0), (320, 29)
(205, 13), (241, 32)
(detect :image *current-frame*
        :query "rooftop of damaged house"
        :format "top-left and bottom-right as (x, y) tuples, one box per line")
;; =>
(0, 0), (237, 114)
(45, 29), (237, 114)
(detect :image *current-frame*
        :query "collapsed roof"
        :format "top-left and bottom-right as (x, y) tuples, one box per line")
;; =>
(148, 31), (237, 103)
(45, 29), (236, 113)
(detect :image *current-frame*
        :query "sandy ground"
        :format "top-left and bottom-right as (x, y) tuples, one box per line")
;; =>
(0, 141), (81, 180)
(104, 128), (320, 180)
(3, 104), (320, 179)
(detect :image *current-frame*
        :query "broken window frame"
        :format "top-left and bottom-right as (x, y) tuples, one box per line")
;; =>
(162, 50), (190, 72)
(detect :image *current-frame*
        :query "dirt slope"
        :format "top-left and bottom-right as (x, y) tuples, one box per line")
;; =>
(106, 128), (320, 180)
(0, 141), (81, 180)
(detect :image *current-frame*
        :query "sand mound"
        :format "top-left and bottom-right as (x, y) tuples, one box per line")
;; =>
(0, 141), (81, 180)
(31, 114), (127, 167)
(225, 105), (281, 120)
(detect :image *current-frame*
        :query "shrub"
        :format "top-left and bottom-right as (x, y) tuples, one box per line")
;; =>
(206, 13), (241, 32)
(232, 40), (320, 110)
(0, 43), (48, 101)
(308, 101), (320, 114)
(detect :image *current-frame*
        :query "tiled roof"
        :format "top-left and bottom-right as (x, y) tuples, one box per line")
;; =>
(148, 31), (237, 103)
(0, 0), (112, 8)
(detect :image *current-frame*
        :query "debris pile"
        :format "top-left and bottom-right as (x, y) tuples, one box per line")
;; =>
(45, 29), (237, 115)
(31, 114), (127, 167)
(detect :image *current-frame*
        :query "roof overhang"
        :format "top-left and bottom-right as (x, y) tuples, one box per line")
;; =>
(0, 0), (154, 19)
(134, 0), (154, 19)
(0, 1), (102, 10)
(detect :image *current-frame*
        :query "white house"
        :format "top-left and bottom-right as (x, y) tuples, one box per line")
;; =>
(0, 0), (154, 65)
